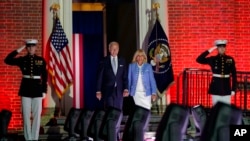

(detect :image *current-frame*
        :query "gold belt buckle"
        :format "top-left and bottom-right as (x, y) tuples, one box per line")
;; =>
(30, 75), (33, 79)
(221, 74), (228, 78)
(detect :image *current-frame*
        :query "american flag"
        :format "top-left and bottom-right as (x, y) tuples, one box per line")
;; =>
(48, 17), (73, 99)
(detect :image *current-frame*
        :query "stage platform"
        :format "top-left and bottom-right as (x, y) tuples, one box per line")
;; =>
(4, 108), (250, 141)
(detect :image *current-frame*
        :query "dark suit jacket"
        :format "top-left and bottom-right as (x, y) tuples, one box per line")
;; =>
(96, 56), (128, 110)
(4, 50), (48, 97)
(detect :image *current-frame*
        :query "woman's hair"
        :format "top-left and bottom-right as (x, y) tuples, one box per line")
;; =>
(132, 49), (148, 63)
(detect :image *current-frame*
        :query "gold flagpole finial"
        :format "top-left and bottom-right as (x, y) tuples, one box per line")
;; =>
(50, 3), (60, 12)
(152, 3), (160, 20)
(50, 3), (60, 19)
(152, 3), (160, 10)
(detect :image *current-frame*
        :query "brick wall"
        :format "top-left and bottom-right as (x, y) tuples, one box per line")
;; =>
(0, 0), (42, 131)
(168, 0), (250, 106)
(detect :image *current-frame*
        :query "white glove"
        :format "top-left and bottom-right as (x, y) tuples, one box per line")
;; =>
(42, 93), (46, 99)
(17, 45), (26, 53)
(231, 91), (235, 96)
(208, 46), (217, 53)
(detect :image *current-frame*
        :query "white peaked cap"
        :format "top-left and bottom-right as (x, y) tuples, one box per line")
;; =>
(214, 39), (228, 46)
(25, 39), (38, 45)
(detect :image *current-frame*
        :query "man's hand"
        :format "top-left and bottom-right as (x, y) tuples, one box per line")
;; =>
(208, 46), (217, 53)
(96, 92), (102, 100)
(123, 89), (129, 97)
(42, 93), (46, 99)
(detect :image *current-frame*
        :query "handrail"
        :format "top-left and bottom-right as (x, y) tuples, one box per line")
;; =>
(177, 68), (250, 110)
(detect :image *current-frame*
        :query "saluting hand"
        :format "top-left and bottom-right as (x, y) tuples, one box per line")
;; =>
(208, 46), (217, 53)
(17, 45), (26, 53)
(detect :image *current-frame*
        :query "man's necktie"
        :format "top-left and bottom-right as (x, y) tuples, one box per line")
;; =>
(112, 57), (117, 74)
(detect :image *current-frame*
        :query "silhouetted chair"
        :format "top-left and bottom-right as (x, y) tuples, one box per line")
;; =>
(87, 109), (105, 141)
(74, 109), (94, 140)
(99, 106), (123, 141)
(64, 107), (82, 139)
(155, 103), (189, 141)
(191, 104), (207, 136)
(200, 102), (242, 141)
(0, 109), (12, 139)
(122, 105), (150, 141)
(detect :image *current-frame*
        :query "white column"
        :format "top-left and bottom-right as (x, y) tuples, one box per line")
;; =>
(59, 0), (73, 53)
(60, 0), (73, 115)
(136, 0), (169, 49)
(136, 0), (152, 49)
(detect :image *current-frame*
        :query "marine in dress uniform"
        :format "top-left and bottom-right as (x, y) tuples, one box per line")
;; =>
(4, 39), (48, 141)
(196, 40), (237, 105)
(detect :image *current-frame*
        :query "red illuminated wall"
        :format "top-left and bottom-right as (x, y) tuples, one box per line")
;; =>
(1, 0), (250, 131)
(0, 1), (42, 131)
(168, 0), (250, 107)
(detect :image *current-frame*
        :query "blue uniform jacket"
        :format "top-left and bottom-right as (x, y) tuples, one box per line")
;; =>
(4, 50), (48, 97)
(128, 63), (157, 96)
(196, 50), (237, 95)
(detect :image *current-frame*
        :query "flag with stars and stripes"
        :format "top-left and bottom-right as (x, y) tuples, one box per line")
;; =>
(147, 19), (174, 93)
(47, 17), (73, 99)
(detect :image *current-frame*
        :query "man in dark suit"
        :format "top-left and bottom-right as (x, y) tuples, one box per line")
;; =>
(96, 41), (129, 109)
(196, 39), (237, 106)
(96, 41), (128, 141)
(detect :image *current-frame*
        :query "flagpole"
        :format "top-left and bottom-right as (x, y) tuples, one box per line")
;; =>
(50, 3), (63, 117)
(152, 2), (165, 115)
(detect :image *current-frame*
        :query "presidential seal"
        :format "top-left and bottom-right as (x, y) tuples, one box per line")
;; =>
(149, 43), (170, 73)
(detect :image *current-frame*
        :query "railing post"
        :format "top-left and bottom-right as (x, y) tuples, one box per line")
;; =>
(182, 69), (188, 106)
(244, 76), (248, 111)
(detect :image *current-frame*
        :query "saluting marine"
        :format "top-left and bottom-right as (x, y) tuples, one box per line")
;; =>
(196, 39), (237, 105)
(4, 39), (47, 141)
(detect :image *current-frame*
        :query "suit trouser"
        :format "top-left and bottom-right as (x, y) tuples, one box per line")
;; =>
(21, 96), (42, 141)
(212, 95), (231, 106)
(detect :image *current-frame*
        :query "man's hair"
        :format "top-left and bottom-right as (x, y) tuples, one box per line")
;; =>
(108, 41), (119, 49)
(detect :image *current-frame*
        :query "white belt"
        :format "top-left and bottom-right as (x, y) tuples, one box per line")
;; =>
(23, 75), (41, 79)
(212, 74), (230, 78)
